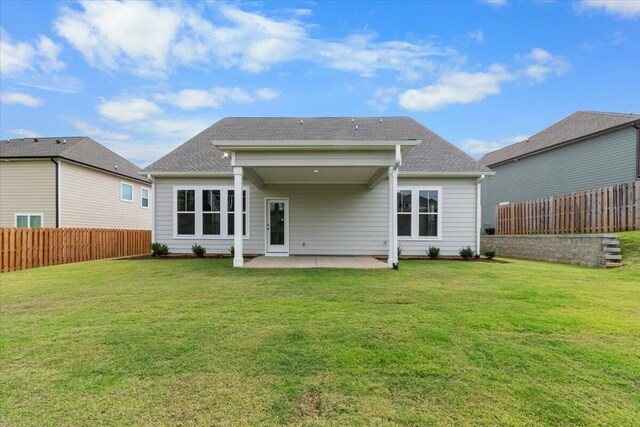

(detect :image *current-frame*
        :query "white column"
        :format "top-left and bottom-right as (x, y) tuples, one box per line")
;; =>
(233, 166), (244, 267)
(388, 167), (394, 268)
(391, 167), (398, 266)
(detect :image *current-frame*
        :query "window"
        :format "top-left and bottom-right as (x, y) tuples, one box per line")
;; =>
(141, 188), (149, 208)
(202, 190), (221, 235)
(176, 189), (195, 235)
(397, 187), (441, 239)
(15, 213), (43, 228)
(397, 190), (412, 237)
(227, 190), (247, 236)
(121, 182), (133, 202)
(174, 187), (249, 238)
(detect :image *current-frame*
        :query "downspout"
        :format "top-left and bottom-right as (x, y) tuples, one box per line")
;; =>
(476, 174), (486, 255)
(51, 158), (60, 228)
(147, 174), (155, 243)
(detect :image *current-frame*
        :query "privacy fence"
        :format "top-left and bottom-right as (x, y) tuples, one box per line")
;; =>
(496, 181), (639, 235)
(0, 228), (151, 273)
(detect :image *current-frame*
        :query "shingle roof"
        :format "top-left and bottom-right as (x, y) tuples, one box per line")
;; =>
(0, 136), (149, 183)
(479, 111), (640, 167)
(145, 117), (491, 174)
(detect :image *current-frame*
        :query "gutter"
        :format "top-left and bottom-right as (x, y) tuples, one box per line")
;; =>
(476, 174), (486, 254)
(51, 158), (60, 227)
(147, 174), (155, 243)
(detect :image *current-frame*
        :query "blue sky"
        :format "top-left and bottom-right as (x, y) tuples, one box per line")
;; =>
(1, 0), (639, 166)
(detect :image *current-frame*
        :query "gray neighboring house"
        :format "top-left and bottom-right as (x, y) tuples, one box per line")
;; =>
(479, 111), (640, 228)
(143, 117), (493, 268)
(0, 136), (152, 230)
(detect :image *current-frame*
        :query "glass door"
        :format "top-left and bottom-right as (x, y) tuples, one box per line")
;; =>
(266, 199), (288, 254)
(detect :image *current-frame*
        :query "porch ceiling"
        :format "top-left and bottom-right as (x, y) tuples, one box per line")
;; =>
(251, 166), (380, 184)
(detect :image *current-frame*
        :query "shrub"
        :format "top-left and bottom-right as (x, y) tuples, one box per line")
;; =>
(483, 244), (497, 260)
(426, 246), (440, 259)
(397, 245), (403, 257)
(459, 246), (474, 261)
(192, 244), (206, 258)
(229, 245), (234, 256)
(484, 227), (496, 235)
(151, 242), (169, 257)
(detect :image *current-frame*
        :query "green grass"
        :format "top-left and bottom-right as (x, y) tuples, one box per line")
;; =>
(1, 232), (639, 426)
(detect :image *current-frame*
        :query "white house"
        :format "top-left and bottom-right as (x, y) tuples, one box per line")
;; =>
(143, 117), (493, 268)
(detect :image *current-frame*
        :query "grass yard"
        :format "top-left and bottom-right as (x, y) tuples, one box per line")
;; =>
(1, 232), (639, 426)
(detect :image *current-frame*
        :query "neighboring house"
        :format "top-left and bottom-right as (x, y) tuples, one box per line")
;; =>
(479, 111), (640, 228)
(143, 117), (492, 268)
(0, 136), (152, 230)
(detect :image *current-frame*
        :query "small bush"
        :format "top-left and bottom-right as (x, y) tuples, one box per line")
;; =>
(397, 245), (403, 257)
(151, 242), (169, 257)
(484, 227), (496, 235)
(192, 244), (206, 258)
(459, 246), (474, 261)
(426, 246), (440, 259)
(229, 245), (234, 256)
(484, 244), (497, 260)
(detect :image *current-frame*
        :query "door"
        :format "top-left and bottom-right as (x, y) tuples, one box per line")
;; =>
(266, 199), (288, 255)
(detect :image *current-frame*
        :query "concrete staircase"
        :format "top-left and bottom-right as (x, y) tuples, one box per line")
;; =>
(603, 236), (623, 268)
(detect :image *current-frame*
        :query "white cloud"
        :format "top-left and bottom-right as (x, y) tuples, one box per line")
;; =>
(399, 64), (513, 111)
(8, 128), (40, 138)
(367, 86), (400, 111)
(156, 86), (279, 110)
(460, 134), (529, 157)
(468, 29), (485, 44)
(67, 117), (132, 141)
(0, 28), (65, 75)
(97, 97), (162, 122)
(578, 0), (640, 18)
(521, 48), (570, 82)
(0, 92), (44, 107)
(477, 0), (508, 6)
(0, 91), (44, 107)
(53, 2), (458, 81)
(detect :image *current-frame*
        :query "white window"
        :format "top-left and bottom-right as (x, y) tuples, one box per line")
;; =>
(397, 187), (442, 240)
(174, 186), (249, 239)
(141, 187), (149, 208)
(121, 182), (133, 202)
(15, 213), (43, 228)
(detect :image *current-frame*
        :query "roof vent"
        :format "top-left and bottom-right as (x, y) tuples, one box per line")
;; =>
(115, 165), (118, 170)
(352, 118), (355, 123)
(380, 118), (383, 123)
(55, 139), (61, 144)
(33, 138), (39, 142)
(300, 119), (303, 124)
(355, 125), (358, 131)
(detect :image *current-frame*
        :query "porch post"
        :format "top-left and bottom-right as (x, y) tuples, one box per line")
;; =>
(388, 166), (398, 268)
(233, 166), (244, 267)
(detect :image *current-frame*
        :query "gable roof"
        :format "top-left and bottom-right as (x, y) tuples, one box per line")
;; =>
(145, 117), (491, 175)
(0, 136), (149, 183)
(479, 111), (640, 167)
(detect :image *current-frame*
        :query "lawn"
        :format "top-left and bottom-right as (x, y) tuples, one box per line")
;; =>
(1, 232), (639, 426)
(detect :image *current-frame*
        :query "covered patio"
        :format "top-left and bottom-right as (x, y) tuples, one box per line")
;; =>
(243, 255), (388, 269)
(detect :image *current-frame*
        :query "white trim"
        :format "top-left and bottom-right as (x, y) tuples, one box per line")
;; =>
(148, 175), (155, 242)
(216, 139), (421, 151)
(233, 167), (244, 267)
(264, 198), (289, 256)
(143, 171), (233, 178)
(55, 158), (61, 227)
(399, 171), (495, 177)
(396, 186), (443, 241)
(141, 187), (150, 208)
(172, 185), (250, 240)
(476, 174), (485, 254)
(120, 182), (134, 202)
(14, 213), (44, 228)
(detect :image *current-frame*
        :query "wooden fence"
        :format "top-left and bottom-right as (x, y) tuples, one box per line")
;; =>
(497, 181), (639, 235)
(0, 228), (151, 273)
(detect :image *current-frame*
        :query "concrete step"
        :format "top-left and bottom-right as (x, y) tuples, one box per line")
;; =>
(605, 261), (624, 268)
(604, 247), (621, 253)
(602, 239), (620, 245)
(605, 253), (622, 260)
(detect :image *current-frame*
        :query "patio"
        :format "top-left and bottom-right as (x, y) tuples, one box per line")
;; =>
(243, 256), (388, 269)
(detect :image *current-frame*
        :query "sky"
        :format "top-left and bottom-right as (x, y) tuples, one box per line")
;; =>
(1, 0), (639, 167)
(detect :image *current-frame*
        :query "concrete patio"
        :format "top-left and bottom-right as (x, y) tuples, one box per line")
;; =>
(243, 256), (388, 269)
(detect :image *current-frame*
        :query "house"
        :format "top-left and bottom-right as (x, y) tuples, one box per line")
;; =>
(143, 117), (492, 268)
(479, 111), (640, 228)
(0, 136), (152, 230)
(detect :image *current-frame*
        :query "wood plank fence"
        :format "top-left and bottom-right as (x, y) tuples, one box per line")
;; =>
(0, 228), (151, 273)
(497, 181), (639, 235)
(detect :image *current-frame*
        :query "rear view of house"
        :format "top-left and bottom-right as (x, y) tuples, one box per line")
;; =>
(480, 111), (640, 228)
(0, 137), (151, 230)
(144, 117), (492, 268)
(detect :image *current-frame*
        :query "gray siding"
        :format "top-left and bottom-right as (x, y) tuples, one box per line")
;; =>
(154, 176), (478, 256)
(481, 127), (638, 227)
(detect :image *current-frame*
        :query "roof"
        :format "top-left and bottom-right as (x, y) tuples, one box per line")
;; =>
(479, 111), (640, 167)
(0, 136), (149, 183)
(145, 117), (491, 174)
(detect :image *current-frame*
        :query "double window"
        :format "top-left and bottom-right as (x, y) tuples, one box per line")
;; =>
(397, 187), (441, 239)
(15, 213), (43, 228)
(175, 187), (248, 238)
